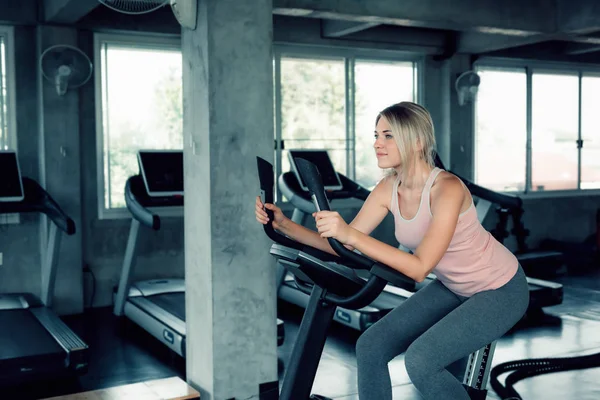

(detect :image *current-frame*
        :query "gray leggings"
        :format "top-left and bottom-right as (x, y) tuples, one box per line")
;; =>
(356, 265), (529, 399)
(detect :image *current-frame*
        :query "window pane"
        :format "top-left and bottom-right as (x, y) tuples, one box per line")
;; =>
(531, 72), (579, 191)
(280, 56), (346, 175)
(0, 37), (6, 150)
(354, 61), (416, 189)
(475, 67), (527, 192)
(581, 75), (600, 189)
(102, 44), (182, 209)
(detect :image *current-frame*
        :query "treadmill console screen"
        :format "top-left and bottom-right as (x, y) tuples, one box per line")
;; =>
(138, 150), (184, 197)
(0, 150), (25, 202)
(288, 150), (343, 191)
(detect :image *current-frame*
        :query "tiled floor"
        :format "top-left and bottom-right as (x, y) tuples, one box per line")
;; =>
(2, 267), (600, 400)
(42, 376), (200, 400)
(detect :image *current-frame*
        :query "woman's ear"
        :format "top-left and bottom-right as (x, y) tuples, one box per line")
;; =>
(415, 137), (424, 152)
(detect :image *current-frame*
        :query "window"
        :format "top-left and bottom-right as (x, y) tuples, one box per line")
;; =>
(474, 67), (527, 192)
(0, 26), (16, 151)
(279, 56), (347, 179)
(581, 75), (600, 190)
(274, 48), (419, 198)
(95, 34), (182, 217)
(531, 72), (579, 191)
(475, 62), (600, 194)
(354, 60), (417, 189)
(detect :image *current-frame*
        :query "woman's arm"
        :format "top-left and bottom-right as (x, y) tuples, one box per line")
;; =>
(315, 176), (465, 282)
(347, 176), (394, 236)
(260, 176), (393, 255)
(276, 217), (338, 254)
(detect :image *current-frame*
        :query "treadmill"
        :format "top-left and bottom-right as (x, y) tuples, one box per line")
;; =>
(276, 150), (562, 332)
(0, 150), (88, 385)
(113, 150), (284, 357)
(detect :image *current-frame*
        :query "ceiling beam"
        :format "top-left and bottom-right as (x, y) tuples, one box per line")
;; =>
(457, 32), (552, 53)
(43, 0), (99, 23)
(321, 20), (379, 38)
(273, 0), (556, 35)
(0, 0), (38, 25)
(564, 42), (600, 55)
(557, 0), (600, 35)
(274, 16), (445, 55)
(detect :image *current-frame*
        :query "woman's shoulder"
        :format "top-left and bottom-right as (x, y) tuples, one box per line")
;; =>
(431, 170), (465, 201)
(370, 173), (398, 207)
(374, 173), (398, 192)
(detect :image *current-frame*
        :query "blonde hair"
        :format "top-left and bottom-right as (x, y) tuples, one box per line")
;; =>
(376, 101), (436, 180)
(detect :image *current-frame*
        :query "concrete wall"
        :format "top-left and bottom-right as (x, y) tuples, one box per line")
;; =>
(77, 29), (185, 309)
(0, 13), (185, 313)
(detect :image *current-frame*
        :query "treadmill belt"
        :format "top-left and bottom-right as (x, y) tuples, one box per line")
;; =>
(147, 293), (185, 321)
(0, 309), (62, 360)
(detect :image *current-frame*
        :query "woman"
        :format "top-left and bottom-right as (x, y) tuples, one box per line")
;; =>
(255, 101), (529, 399)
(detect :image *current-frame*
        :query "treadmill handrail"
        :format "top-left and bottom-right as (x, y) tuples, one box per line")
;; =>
(433, 153), (523, 210)
(457, 175), (522, 210)
(125, 176), (160, 230)
(0, 177), (75, 235)
(293, 158), (414, 286)
(280, 171), (370, 204)
(124, 174), (185, 230)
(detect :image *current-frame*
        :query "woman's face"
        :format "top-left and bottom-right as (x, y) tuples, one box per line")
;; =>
(373, 116), (401, 169)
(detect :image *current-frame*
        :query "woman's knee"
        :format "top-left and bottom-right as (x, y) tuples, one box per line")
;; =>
(356, 329), (395, 366)
(404, 342), (433, 387)
(356, 329), (378, 360)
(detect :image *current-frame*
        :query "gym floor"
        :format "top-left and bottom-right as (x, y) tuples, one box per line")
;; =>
(4, 267), (600, 400)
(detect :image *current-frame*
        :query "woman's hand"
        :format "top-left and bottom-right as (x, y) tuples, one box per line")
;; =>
(255, 195), (288, 231)
(313, 211), (355, 245)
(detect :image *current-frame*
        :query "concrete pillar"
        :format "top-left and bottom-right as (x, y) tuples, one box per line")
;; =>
(181, 1), (278, 399)
(423, 56), (451, 166)
(37, 25), (84, 315)
(448, 54), (475, 180)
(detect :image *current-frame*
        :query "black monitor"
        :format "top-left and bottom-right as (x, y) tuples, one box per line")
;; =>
(0, 150), (25, 202)
(137, 150), (184, 197)
(288, 149), (343, 191)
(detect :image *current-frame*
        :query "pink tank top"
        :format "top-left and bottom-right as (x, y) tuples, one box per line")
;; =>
(391, 168), (518, 297)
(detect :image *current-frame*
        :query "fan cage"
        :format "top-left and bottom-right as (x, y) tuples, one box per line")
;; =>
(97, 0), (170, 15)
(40, 45), (93, 94)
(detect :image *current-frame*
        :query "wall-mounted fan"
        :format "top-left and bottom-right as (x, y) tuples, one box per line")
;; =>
(97, 0), (169, 14)
(455, 70), (481, 106)
(40, 45), (93, 96)
(97, 0), (197, 29)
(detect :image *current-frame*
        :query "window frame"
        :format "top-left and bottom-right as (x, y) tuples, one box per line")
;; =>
(273, 44), (424, 204)
(0, 25), (17, 151)
(0, 25), (19, 225)
(94, 32), (182, 220)
(474, 56), (600, 199)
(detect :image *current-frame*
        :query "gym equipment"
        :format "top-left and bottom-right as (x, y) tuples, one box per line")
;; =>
(432, 154), (564, 317)
(257, 156), (495, 400)
(491, 351), (600, 400)
(434, 156), (566, 279)
(0, 150), (88, 385)
(539, 208), (600, 272)
(113, 150), (284, 357)
(278, 150), (417, 331)
(277, 150), (563, 331)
